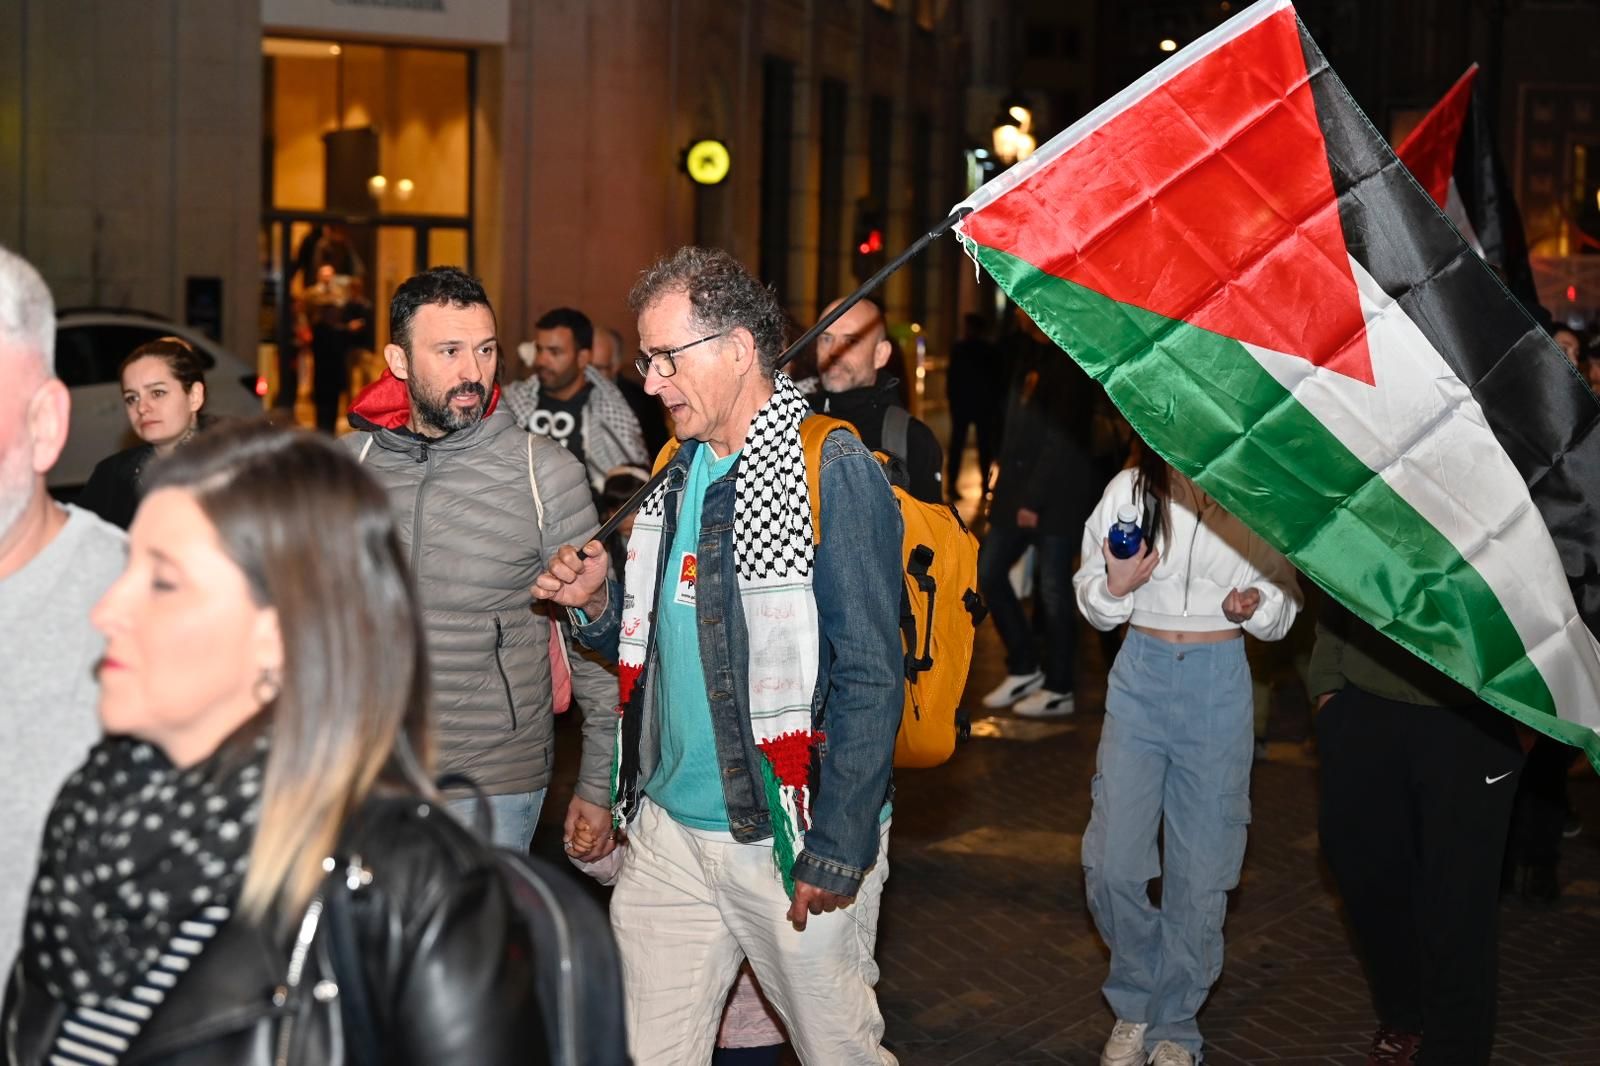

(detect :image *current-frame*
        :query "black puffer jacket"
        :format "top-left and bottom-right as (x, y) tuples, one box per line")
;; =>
(3, 794), (547, 1065)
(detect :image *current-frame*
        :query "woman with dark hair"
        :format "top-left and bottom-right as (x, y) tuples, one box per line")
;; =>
(3, 422), (546, 1064)
(77, 337), (212, 529)
(1072, 445), (1302, 1066)
(597, 464), (648, 577)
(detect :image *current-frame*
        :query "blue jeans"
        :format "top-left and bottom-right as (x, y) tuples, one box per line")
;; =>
(449, 788), (547, 853)
(977, 524), (1077, 691)
(1082, 629), (1253, 1060)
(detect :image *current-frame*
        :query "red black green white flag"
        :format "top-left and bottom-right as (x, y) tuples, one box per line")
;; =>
(953, 0), (1600, 761)
(1395, 64), (1543, 320)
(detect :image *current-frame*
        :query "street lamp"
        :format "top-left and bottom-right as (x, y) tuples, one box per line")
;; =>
(992, 96), (1036, 166)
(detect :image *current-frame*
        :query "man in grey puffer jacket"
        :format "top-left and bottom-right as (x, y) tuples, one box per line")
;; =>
(345, 267), (614, 852)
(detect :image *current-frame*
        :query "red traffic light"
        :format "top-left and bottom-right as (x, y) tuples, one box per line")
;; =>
(857, 229), (884, 255)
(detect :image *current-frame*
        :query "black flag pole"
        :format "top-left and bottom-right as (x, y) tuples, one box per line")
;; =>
(565, 205), (973, 557)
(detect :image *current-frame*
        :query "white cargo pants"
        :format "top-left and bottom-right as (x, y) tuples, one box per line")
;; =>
(610, 799), (896, 1066)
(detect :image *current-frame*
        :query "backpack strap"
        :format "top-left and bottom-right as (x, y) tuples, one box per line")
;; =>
(526, 433), (546, 529)
(799, 414), (858, 547)
(650, 418), (857, 547)
(527, 436), (574, 709)
(651, 436), (683, 475)
(881, 404), (911, 462)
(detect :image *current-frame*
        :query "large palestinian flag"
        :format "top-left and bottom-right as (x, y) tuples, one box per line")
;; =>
(954, 0), (1600, 761)
(1395, 64), (1544, 321)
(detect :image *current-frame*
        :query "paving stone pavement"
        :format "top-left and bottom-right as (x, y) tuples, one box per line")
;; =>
(868, 622), (1600, 1065)
(540, 616), (1600, 1066)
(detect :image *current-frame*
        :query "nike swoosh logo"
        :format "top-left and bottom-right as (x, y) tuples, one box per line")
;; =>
(1485, 771), (1514, 784)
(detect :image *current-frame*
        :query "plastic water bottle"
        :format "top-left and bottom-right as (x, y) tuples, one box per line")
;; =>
(1108, 505), (1143, 559)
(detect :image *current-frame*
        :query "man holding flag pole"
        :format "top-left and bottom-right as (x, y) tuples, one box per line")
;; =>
(535, 246), (903, 1066)
(564, 4), (1598, 1057)
(944, 0), (1600, 1062)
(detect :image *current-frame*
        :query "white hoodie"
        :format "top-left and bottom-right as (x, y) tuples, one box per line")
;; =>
(1074, 467), (1302, 640)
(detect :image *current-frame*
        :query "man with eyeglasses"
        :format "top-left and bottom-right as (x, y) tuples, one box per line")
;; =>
(811, 296), (944, 503)
(535, 246), (903, 1065)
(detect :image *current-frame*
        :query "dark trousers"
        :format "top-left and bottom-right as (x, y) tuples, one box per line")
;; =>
(311, 337), (349, 433)
(1316, 687), (1521, 1065)
(1510, 735), (1576, 867)
(947, 395), (996, 491)
(977, 524), (1076, 692)
(275, 341), (299, 413)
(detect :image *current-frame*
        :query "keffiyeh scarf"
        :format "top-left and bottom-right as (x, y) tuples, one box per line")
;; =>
(614, 373), (822, 892)
(502, 366), (648, 485)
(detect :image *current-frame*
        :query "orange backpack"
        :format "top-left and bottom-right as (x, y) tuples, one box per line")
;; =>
(798, 415), (983, 768)
(653, 416), (984, 767)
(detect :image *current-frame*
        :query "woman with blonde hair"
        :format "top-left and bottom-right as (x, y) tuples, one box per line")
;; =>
(3, 422), (546, 1064)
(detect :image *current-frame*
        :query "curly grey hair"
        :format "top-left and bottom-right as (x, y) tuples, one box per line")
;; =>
(627, 247), (788, 377)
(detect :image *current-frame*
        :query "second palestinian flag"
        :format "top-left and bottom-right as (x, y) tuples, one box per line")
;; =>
(1395, 64), (1543, 319)
(954, 0), (1600, 759)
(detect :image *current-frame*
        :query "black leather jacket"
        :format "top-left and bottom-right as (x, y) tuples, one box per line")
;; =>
(4, 794), (548, 1065)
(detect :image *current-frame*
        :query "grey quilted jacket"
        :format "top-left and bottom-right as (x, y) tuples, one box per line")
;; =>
(346, 388), (611, 801)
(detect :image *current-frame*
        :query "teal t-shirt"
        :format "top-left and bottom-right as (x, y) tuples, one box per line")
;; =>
(645, 444), (741, 830)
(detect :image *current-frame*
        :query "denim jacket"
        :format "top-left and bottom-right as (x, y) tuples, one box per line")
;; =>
(574, 429), (903, 896)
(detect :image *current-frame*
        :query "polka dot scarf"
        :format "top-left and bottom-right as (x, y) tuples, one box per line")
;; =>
(23, 733), (268, 1006)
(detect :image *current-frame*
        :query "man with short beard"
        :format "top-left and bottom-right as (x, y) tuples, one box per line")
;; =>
(343, 267), (616, 854)
(0, 244), (126, 972)
(502, 307), (648, 491)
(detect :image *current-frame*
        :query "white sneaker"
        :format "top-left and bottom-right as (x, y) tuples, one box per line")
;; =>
(1012, 688), (1075, 718)
(981, 670), (1044, 708)
(1147, 1041), (1194, 1066)
(1100, 1020), (1148, 1066)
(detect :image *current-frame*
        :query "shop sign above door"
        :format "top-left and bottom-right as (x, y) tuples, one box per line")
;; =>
(262, 0), (510, 45)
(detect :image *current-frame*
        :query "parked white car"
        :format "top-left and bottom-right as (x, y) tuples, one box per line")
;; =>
(50, 309), (265, 488)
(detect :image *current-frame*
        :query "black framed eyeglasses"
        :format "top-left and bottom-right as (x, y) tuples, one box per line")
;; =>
(634, 330), (727, 379)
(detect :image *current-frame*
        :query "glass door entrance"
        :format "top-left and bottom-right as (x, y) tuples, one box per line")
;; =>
(260, 36), (474, 431)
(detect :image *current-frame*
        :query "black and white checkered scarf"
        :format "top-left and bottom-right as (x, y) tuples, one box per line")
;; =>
(502, 367), (649, 486)
(615, 373), (823, 891)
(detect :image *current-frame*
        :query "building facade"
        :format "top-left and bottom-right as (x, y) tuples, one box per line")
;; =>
(1, 0), (972, 404)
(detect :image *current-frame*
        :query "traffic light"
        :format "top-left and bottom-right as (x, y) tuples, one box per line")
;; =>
(853, 199), (887, 282)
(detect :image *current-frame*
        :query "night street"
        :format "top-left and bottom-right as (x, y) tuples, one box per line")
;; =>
(9, 1), (1600, 1062)
(542, 615), (1600, 1065)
